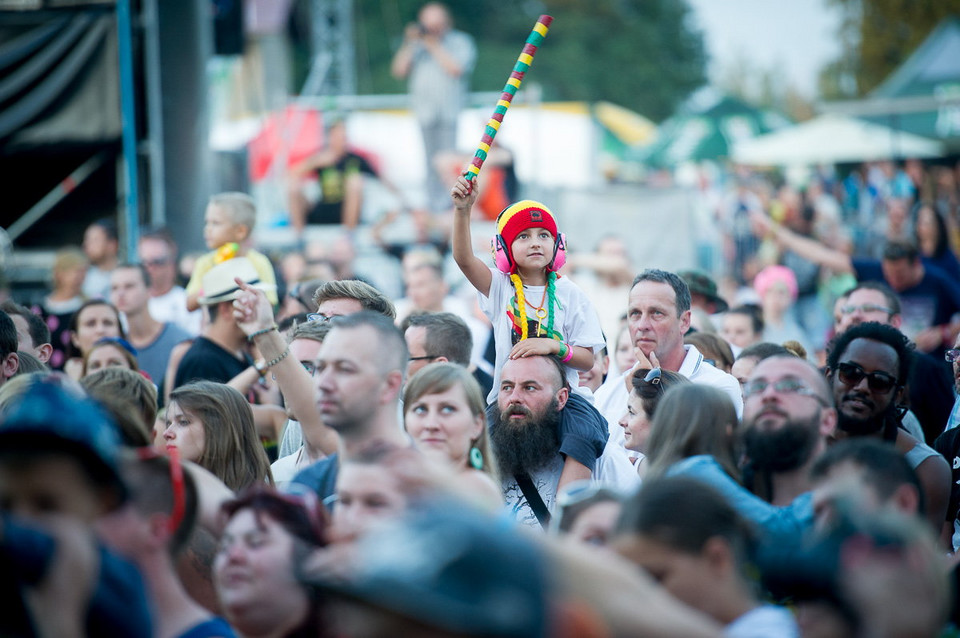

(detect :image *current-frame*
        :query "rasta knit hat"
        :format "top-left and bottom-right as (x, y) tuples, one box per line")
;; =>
(497, 200), (559, 253)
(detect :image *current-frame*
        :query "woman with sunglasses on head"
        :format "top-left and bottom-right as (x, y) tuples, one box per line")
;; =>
(215, 486), (331, 638)
(402, 362), (502, 510)
(617, 367), (689, 478)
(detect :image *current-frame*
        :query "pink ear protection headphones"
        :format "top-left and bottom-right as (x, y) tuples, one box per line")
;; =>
(492, 232), (566, 274)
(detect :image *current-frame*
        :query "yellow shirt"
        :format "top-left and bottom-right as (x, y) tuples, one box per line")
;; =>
(186, 248), (279, 305)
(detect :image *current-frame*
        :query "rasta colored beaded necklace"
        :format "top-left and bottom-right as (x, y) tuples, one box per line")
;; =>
(510, 271), (558, 340)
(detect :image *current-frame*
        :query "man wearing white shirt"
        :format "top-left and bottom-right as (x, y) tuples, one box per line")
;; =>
(596, 269), (742, 447)
(138, 229), (202, 335)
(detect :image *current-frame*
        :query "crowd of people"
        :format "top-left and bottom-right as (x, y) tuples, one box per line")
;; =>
(6, 0), (960, 634)
(2, 154), (960, 635)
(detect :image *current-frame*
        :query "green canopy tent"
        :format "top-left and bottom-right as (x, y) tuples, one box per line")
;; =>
(831, 16), (960, 152)
(628, 93), (790, 168)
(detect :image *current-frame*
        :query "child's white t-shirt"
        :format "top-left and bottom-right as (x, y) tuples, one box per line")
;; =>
(478, 267), (607, 404)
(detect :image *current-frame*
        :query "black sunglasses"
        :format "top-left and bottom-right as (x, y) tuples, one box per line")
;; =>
(836, 362), (898, 393)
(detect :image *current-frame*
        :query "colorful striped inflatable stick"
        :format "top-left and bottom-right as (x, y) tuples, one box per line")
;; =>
(464, 14), (553, 183)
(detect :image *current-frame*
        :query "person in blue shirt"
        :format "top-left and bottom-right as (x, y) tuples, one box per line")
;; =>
(752, 210), (960, 357)
(0, 379), (152, 637)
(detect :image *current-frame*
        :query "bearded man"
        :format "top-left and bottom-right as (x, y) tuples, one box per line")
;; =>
(741, 355), (837, 506)
(824, 322), (950, 533)
(492, 355), (630, 529)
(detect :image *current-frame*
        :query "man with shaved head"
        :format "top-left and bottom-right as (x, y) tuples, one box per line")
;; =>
(493, 354), (635, 530)
(290, 312), (410, 501)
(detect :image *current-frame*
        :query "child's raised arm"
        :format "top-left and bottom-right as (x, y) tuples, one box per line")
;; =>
(451, 175), (492, 296)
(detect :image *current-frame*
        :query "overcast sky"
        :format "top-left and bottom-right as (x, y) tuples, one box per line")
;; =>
(686, 0), (843, 98)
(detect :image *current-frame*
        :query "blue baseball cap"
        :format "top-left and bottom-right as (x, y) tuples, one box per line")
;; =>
(0, 378), (127, 507)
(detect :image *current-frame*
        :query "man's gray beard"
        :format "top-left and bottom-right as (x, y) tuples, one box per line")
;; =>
(491, 398), (562, 477)
(743, 412), (821, 473)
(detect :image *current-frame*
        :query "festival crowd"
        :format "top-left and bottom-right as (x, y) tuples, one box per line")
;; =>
(5, 3), (960, 637)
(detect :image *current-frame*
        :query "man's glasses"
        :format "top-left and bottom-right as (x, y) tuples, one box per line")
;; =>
(135, 446), (186, 534)
(840, 303), (893, 316)
(945, 349), (960, 363)
(835, 362), (898, 393)
(142, 257), (170, 268)
(307, 313), (333, 323)
(743, 377), (828, 405)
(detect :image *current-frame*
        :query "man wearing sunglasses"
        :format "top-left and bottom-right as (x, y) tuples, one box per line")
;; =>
(138, 228), (201, 335)
(825, 322), (951, 534)
(836, 281), (954, 445)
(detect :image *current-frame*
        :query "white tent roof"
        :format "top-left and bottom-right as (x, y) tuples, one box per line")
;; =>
(732, 113), (945, 165)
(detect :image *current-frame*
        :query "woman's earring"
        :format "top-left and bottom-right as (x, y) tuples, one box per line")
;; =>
(469, 446), (484, 470)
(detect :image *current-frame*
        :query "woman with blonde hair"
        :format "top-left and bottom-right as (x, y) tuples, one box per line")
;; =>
(164, 381), (272, 491)
(39, 247), (88, 370)
(403, 362), (501, 509)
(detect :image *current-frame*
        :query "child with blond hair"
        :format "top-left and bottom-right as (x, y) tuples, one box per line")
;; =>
(185, 192), (278, 311)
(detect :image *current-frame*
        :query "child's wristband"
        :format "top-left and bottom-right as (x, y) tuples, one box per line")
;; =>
(556, 342), (568, 360)
(561, 343), (574, 363)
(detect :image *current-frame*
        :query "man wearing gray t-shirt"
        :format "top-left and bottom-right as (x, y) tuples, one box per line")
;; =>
(391, 2), (476, 212)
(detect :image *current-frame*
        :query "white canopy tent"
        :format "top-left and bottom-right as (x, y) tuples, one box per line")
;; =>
(732, 113), (945, 165)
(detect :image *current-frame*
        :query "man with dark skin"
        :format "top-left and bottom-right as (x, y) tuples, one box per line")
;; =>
(836, 281), (953, 444)
(824, 321), (951, 536)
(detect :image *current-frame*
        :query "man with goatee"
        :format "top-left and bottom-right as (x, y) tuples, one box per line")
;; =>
(824, 321), (950, 534)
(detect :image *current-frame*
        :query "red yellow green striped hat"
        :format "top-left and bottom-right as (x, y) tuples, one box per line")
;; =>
(496, 200), (558, 251)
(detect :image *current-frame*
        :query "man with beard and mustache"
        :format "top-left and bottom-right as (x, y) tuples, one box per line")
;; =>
(493, 355), (633, 529)
(741, 355), (837, 506)
(825, 321), (951, 534)
(836, 281), (953, 444)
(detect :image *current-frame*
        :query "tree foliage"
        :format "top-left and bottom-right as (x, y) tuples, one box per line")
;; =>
(352, 0), (706, 122)
(821, 0), (960, 97)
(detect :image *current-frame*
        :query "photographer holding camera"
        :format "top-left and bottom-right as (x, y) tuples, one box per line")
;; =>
(390, 2), (476, 214)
